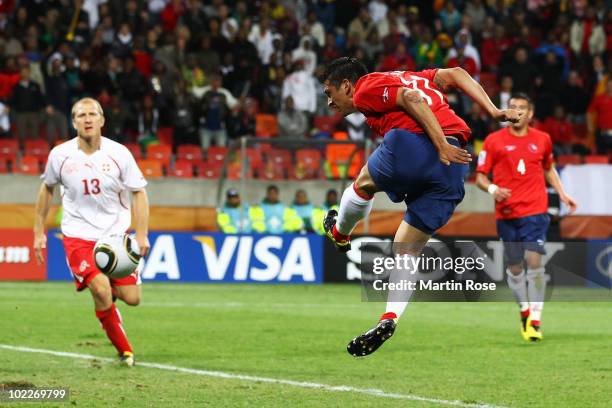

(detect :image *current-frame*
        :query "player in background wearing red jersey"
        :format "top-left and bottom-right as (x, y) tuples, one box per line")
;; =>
(476, 93), (577, 342)
(33, 98), (150, 366)
(321, 57), (520, 356)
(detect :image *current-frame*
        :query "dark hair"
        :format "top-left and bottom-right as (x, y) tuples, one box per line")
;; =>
(509, 92), (533, 109)
(321, 57), (368, 87)
(267, 185), (279, 193)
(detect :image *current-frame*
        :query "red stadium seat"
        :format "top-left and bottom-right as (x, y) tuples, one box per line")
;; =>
(24, 139), (50, 159)
(124, 143), (142, 160)
(258, 161), (285, 180)
(156, 127), (174, 146)
(584, 155), (609, 164)
(195, 160), (222, 179)
(556, 154), (582, 167)
(16, 155), (41, 175)
(241, 147), (264, 169)
(171, 159), (194, 178)
(0, 157), (9, 173)
(0, 139), (18, 163)
(296, 149), (322, 171)
(146, 144), (172, 170)
(255, 114), (278, 138)
(266, 148), (292, 169)
(313, 114), (342, 134)
(206, 146), (228, 166)
(177, 144), (203, 161)
(137, 159), (164, 178)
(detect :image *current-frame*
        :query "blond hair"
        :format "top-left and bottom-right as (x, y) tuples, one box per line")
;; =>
(71, 97), (104, 119)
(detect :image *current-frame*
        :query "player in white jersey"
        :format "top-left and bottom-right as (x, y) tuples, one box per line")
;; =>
(33, 98), (150, 366)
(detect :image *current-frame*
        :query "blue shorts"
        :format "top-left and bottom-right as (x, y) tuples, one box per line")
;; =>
(496, 213), (550, 265)
(367, 129), (468, 235)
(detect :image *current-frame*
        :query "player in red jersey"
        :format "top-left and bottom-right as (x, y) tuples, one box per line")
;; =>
(321, 57), (520, 356)
(476, 93), (577, 342)
(33, 98), (150, 366)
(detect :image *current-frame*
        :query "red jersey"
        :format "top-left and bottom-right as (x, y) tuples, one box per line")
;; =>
(477, 127), (553, 219)
(353, 70), (471, 143)
(588, 93), (612, 129)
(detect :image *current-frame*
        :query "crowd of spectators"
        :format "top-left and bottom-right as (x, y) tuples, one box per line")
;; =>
(0, 0), (611, 159)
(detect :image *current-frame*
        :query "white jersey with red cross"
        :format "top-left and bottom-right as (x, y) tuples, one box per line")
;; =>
(42, 137), (147, 241)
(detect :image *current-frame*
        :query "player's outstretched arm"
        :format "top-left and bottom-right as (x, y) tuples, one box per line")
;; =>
(396, 88), (471, 165)
(544, 167), (577, 214)
(132, 189), (150, 257)
(33, 183), (54, 265)
(433, 68), (520, 123)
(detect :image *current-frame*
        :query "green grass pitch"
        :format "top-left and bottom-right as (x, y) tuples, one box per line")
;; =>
(1, 282), (611, 407)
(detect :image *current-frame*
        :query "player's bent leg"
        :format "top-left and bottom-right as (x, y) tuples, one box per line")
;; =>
(113, 285), (141, 306)
(89, 274), (135, 365)
(324, 164), (378, 253)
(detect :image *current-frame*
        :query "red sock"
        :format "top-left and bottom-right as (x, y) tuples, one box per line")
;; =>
(531, 320), (540, 327)
(380, 312), (397, 321)
(95, 304), (132, 354)
(520, 309), (530, 318)
(332, 225), (349, 241)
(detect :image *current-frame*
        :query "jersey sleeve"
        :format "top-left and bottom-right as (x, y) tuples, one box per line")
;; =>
(476, 136), (494, 175)
(353, 75), (401, 114)
(122, 149), (147, 191)
(41, 148), (62, 186)
(542, 132), (554, 170)
(415, 69), (439, 82)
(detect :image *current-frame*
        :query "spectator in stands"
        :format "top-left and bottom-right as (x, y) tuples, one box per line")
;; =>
(103, 93), (128, 143)
(439, 1), (461, 34)
(542, 105), (574, 156)
(292, 189), (315, 232)
(292, 36), (317, 75)
(377, 42), (415, 72)
(44, 56), (69, 141)
(570, 7), (606, 58)
(500, 47), (540, 95)
(481, 25), (511, 73)
(305, 10), (325, 48)
(464, 0), (487, 33)
(278, 96), (307, 140)
(217, 188), (264, 234)
(348, 7), (374, 44)
(535, 50), (565, 119)
(587, 77), (612, 153)
(196, 35), (220, 78)
(378, 7), (410, 41)
(465, 103), (488, 143)
(448, 29), (481, 75)
(560, 70), (590, 123)
(9, 65), (50, 141)
(137, 94), (159, 142)
(249, 15), (274, 65)
(218, 4), (238, 42)
(282, 60), (317, 116)
(0, 101), (10, 138)
(229, 97), (256, 139)
(197, 74), (237, 149)
(118, 56), (149, 124)
(251, 185), (303, 234)
(173, 79), (199, 146)
(413, 27), (444, 69)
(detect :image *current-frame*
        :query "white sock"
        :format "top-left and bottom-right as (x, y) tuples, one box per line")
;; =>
(506, 269), (529, 312)
(527, 267), (546, 322)
(384, 255), (418, 321)
(336, 183), (374, 235)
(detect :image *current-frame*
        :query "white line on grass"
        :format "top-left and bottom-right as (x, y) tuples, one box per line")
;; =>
(0, 344), (505, 408)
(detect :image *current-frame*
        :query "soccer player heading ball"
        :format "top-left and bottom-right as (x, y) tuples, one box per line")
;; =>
(476, 93), (577, 342)
(33, 98), (150, 366)
(321, 57), (521, 357)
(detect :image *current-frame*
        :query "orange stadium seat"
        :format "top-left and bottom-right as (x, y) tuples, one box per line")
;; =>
(556, 154), (582, 167)
(171, 159), (194, 178)
(177, 144), (203, 161)
(584, 155), (609, 164)
(255, 114), (278, 138)
(16, 155), (41, 175)
(124, 143), (142, 160)
(24, 139), (50, 159)
(146, 144), (172, 170)
(0, 139), (18, 163)
(325, 141), (362, 179)
(137, 159), (164, 178)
